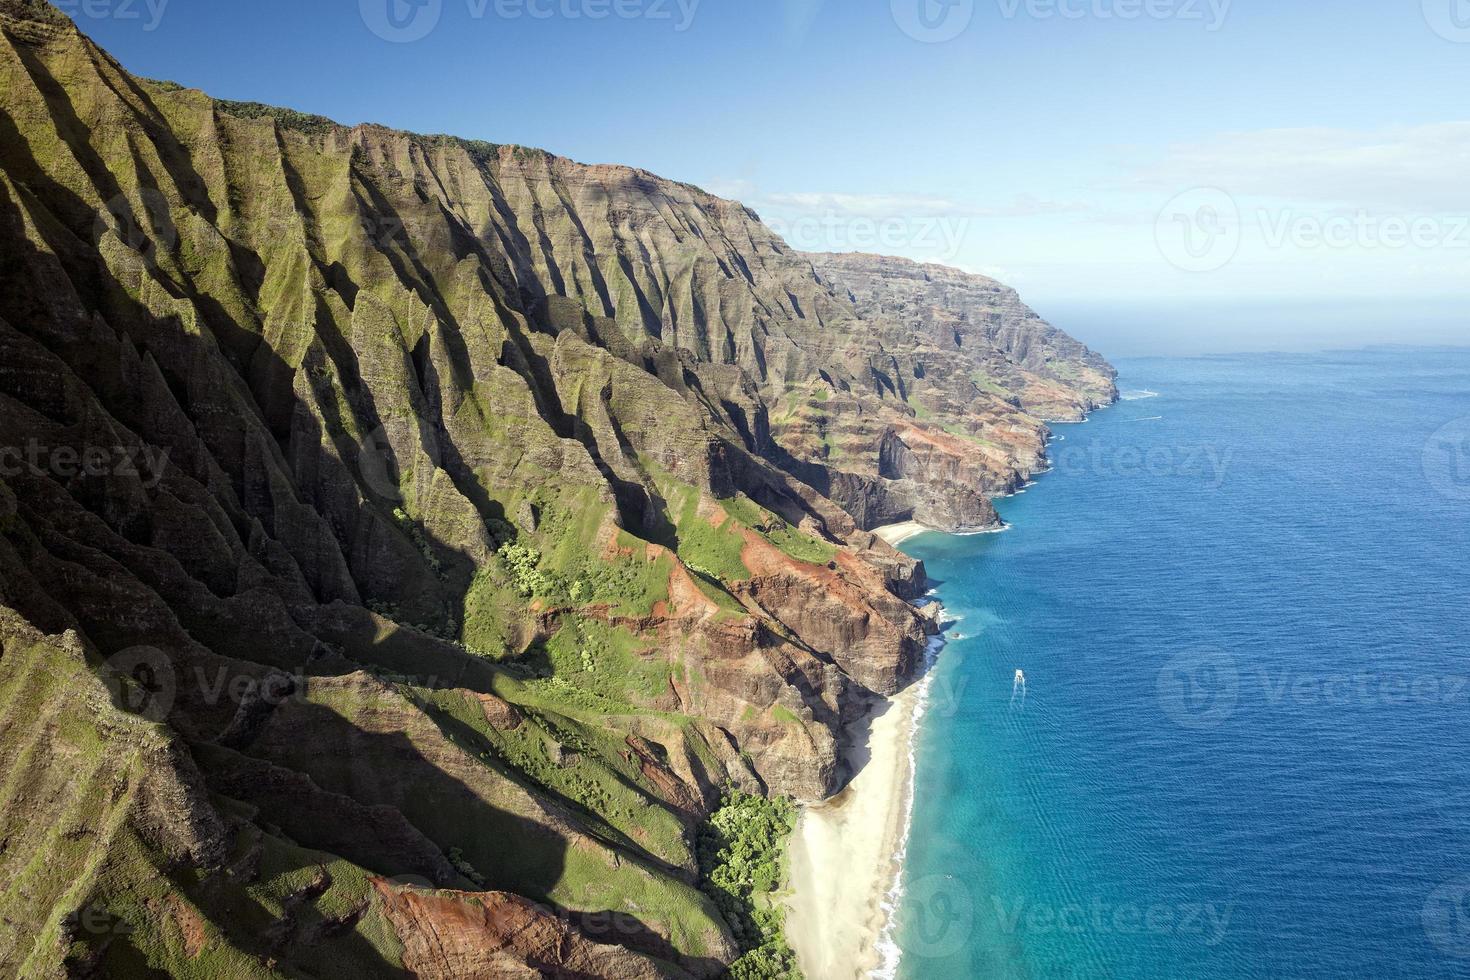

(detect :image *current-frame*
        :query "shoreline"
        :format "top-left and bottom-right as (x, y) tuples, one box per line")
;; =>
(784, 686), (922, 979)
(876, 518), (1010, 546)
(873, 520), (932, 547)
(786, 396), (1116, 977)
(785, 632), (943, 980)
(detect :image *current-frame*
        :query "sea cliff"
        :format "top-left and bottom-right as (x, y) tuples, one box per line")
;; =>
(0, 1), (1113, 974)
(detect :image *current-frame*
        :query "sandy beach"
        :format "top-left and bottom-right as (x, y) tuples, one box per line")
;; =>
(873, 520), (932, 548)
(785, 680), (926, 979)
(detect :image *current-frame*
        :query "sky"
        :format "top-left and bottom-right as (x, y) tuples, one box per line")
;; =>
(64, 0), (1469, 355)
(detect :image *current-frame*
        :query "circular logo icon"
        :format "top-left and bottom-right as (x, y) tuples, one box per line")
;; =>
(899, 873), (974, 959)
(1157, 650), (1240, 731)
(99, 646), (176, 723)
(1425, 877), (1470, 957)
(360, 0), (443, 43)
(1424, 0), (1470, 42)
(1424, 418), (1470, 503)
(892, 0), (975, 43)
(93, 189), (178, 259)
(357, 424), (405, 502)
(1155, 187), (1242, 273)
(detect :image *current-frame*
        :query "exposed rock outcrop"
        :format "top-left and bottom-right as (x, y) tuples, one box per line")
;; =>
(372, 880), (695, 979)
(809, 251), (1117, 421)
(0, 3), (1113, 974)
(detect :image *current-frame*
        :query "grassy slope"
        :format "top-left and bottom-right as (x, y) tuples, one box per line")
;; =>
(0, 624), (408, 978)
(0, 6), (1112, 973)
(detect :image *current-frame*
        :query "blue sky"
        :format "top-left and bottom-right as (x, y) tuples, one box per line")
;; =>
(67, 0), (1469, 354)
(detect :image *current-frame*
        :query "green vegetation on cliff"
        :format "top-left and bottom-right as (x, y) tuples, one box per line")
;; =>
(0, 5), (1112, 974)
(697, 792), (803, 980)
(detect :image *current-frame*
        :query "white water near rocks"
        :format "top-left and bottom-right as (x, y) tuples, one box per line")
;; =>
(869, 625), (947, 979)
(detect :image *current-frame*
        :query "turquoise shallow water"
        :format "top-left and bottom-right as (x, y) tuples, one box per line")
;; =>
(892, 349), (1470, 980)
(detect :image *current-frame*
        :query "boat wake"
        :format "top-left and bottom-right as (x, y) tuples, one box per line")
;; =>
(1011, 669), (1028, 710)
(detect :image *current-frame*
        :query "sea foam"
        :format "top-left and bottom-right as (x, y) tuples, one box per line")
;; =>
(869, 625), (948, 979)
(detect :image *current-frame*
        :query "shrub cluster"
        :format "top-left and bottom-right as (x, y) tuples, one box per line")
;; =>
(697, 792), (803, 979)
(214, 99), (339, 135)
(498, 542), (558, 598)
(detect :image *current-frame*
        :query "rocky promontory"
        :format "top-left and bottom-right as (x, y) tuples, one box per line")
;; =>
(0, 1), (1113, 974)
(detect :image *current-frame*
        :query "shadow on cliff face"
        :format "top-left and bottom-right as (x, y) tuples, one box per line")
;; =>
(0, 102), (710, 972)
(227, 695), (567, 900)
(421, 692), (696, 879)
(0, 54), (940, 971)
(196, 694), (719, 976)
(571, 908), (726, 977)
(828, 605), (949, 794)
(133, 844), (414, 980)
(0, 106), (458, 618)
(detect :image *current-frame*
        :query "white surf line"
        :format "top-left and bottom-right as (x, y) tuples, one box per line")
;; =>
(869, 626), (947, 980)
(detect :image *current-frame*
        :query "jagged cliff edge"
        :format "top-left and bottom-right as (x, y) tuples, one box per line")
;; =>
(0, 1), (1114, 975)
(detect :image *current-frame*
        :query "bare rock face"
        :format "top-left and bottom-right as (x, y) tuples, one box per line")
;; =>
(372, 881), (697, 979)
(0, 5), (1112, 976)
(476, 692), (524, 731)
(808, 251), (1118, 421)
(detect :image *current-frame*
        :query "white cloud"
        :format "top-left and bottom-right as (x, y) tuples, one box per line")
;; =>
(979, 194), (1092, 218)
(703, 177), (762, 201)
(761, 191), (965, 216)
(753, 190), (1089, 219)
(1134, 122), (1470, 211)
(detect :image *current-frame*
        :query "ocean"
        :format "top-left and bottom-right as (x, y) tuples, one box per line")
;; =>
(889, 348), (1470, 979)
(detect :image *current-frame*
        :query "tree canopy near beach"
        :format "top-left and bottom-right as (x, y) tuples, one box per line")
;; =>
(698, 792), (803, 979)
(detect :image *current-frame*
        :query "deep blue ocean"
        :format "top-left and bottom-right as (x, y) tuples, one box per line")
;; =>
(891, 349), (1470, 980)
